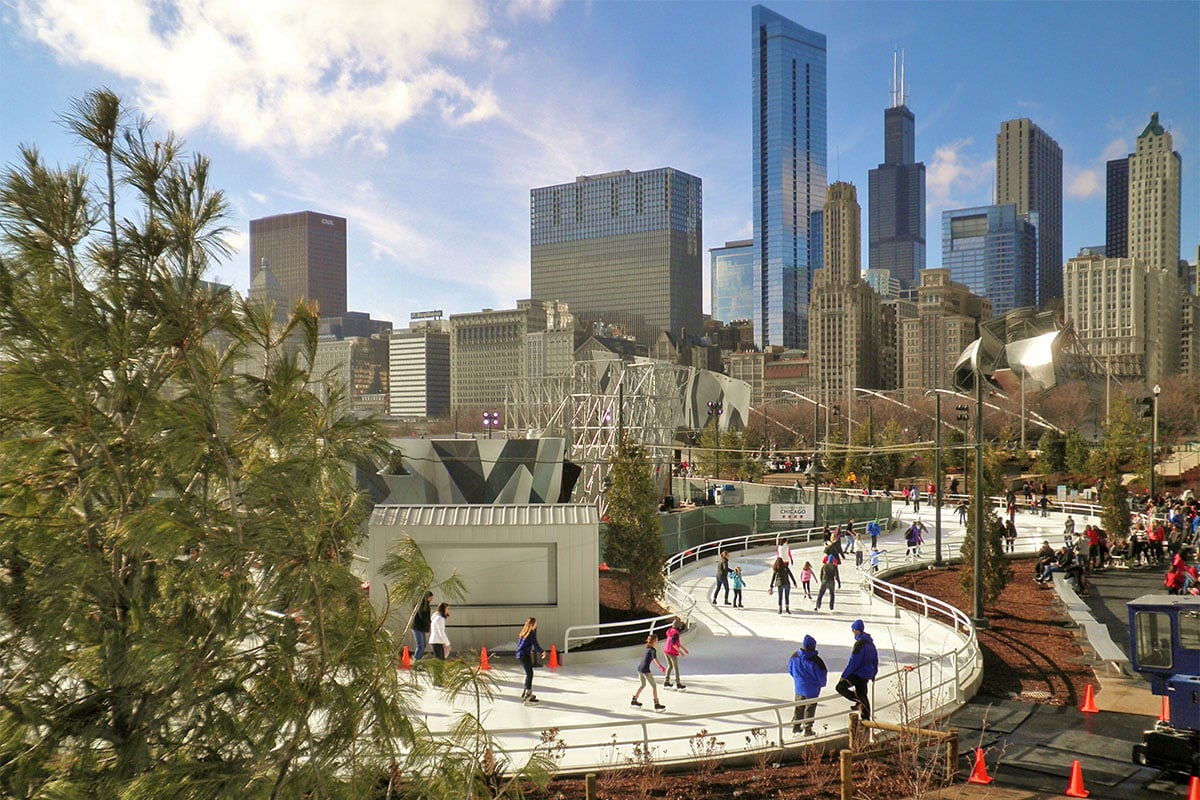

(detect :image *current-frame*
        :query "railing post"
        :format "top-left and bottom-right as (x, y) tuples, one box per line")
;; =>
(840, 749), (854, 800)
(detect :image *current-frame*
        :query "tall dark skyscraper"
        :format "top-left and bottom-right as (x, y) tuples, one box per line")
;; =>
(751, 4), (827, 351)
(249, 211), (347, 317)
(1105, 157), (1129, 258)
(530, 167), (702, 345)
(996, 119), (1063, 307)
(868, 51), (926, 289)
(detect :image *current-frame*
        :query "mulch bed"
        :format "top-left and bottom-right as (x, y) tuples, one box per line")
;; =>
(539, 562), (1092, 798)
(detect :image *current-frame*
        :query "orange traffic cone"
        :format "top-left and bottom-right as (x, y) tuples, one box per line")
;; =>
(400, 646), (412, 669)
(599, 561), (611, 572)
(1064, 759), (1089, 798)
(1080, 685), (1098, 713)
(1159, 695), (1170, 723)
(548, 644), (560, 669)
(1187, 775), (1199, 800)
(966, 747), (993, 784)
(479, 646), (491, 671)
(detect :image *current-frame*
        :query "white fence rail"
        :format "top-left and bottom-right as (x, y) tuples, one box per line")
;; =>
(507, 551), (982, 772)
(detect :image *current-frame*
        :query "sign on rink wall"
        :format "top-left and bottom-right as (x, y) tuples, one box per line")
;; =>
(770, 503), (811, 523)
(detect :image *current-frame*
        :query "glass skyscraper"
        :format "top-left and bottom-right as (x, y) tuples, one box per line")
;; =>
(530, 168), (702, 345)
(942, 205), (1038, 317)
(710, 239), (755, 324)
(751, 5), (827, 350)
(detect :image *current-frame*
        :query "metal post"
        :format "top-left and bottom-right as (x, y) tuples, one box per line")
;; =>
(934, 392), (944, 566)
(1019, 371), (1026, 452)
(972, 370), (986, 627)
(1150, 384), (1161, 504)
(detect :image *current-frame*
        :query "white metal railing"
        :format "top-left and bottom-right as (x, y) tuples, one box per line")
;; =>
(563, 525), (827, 653)
(485, 568), (981, 772)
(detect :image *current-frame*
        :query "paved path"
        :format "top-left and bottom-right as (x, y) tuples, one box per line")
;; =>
(412, 501), (1094, 773)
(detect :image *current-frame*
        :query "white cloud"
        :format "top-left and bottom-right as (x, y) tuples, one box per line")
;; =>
(926, 138), (993, 210)
(1065, 166), (1101, 200)
(247, 190), (267, 204)
(15, 0), (504, 154)
(1101, 137), (1129, 162)
(506, 0), (563, 22)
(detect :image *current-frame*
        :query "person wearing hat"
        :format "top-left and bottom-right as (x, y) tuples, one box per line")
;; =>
(788, 635), (828, 736)
(835, 619), (879, 720)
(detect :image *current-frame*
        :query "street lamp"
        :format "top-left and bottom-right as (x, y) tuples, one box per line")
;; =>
(482, 410), (500, 439)
(805, 454), (823, 528)
(781, 389), (822, 454)
(707, 400), (723, 481)
(925, 389), (946, 566)
(1147, 385), (1161, 507)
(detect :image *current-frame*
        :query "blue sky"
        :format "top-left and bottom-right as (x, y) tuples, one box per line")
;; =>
(3, 1), (1197, 327)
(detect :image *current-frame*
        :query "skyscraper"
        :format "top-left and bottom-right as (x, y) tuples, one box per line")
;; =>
(868, 51), (926, 288)
(942, 205), (1038, 317)
(751, 4), (827, 350)
(530, 168), (702, 345)
(1105, 157), (1129, 258)
(710, 239), (755, 324)
(995, 119), (1062, 307)
(809, 182), (881, 397)
(249, 211), (347, 317)
(1126, 112), (1182, 275)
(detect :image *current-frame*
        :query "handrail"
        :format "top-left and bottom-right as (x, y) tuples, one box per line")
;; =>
(564, 524), (828, 653)
(482, 568), (981, 772)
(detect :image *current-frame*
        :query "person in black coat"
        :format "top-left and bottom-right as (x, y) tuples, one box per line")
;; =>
(411, 590), (433, 660)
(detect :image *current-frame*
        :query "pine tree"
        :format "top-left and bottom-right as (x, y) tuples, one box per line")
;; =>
(603, 440), (666, 610)
(0, 91), (418, 799)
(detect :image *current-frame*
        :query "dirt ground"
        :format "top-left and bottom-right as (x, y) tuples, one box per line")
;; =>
(538, 560), (1090, 799)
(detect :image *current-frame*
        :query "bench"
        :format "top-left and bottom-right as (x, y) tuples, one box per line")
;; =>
(1082, 622), (1130, 675)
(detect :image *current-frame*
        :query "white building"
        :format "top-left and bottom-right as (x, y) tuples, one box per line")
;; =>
(1063, 254), (1180, 383)
(389, 318), (450, 419)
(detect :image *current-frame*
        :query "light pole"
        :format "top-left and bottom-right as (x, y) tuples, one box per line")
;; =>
(972, 367), (986, 628)
(925, 389), (946, 566)
(482, 410), (500, 439)
(781, 390), (823, 455)
(707, 400), (723, 481)
(806, 455), (823, 528)
(1150, 383), (1161, 504)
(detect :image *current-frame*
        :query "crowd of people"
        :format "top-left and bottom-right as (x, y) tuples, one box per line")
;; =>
(1032, 491), (1200, 597)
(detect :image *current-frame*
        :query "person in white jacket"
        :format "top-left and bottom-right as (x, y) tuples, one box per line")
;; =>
(429, 602), (451, 660)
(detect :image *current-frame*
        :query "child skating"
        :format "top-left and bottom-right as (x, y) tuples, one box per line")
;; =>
(799, 561), (814, 600)
(632, 635), (667, 711)
(662, 617), (689, 690)
(731, 567), (747, 607)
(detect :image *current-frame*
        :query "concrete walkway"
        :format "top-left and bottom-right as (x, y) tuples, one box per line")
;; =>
(411, 501), (1097, 774)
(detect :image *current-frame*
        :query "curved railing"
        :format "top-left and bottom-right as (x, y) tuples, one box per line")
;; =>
(487, 563), (982, 772)
(563, 525), (826, 653)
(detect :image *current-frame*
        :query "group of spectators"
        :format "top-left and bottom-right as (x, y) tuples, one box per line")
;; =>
(1031, 488), (1200, 597)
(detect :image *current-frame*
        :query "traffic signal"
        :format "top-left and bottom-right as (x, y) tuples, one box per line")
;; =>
(832, 405), (841, 418)
(955, 404), (969, 423)
(1137, 397), (1154, 419)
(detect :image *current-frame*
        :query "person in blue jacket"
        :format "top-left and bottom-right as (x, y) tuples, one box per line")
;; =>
(788, 635), (828, 735)
(835, 619), (879, 720)
(515, 617), (546, 705)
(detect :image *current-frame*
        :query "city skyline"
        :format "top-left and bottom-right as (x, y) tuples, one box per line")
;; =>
(3, 1), (1197, 328)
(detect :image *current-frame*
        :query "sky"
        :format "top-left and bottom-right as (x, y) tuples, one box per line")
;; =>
(2, 0), (1198, 327)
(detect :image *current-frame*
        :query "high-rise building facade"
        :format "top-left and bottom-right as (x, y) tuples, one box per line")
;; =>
(942, 205), (1038, 317)
(809, 182), (881, 398)
(1105, 157), (1129, 258)
(996, 119), (1062, 306)
(868, 52), (926, 288)
(1063, 254), (1180, 383)
(450, 300), (552, 414)
(710, 239), (755, 324)
(1126, 113), (1182, 276)
(249, 211), (347, 317)
(751, 5), (827, 350)
(389, 317), (450, 419)
(530, 168), (702, 346)
(901, 269), (991, 391)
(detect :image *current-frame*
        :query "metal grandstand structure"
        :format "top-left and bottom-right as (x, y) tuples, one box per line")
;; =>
(506, 358), (750, 511)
